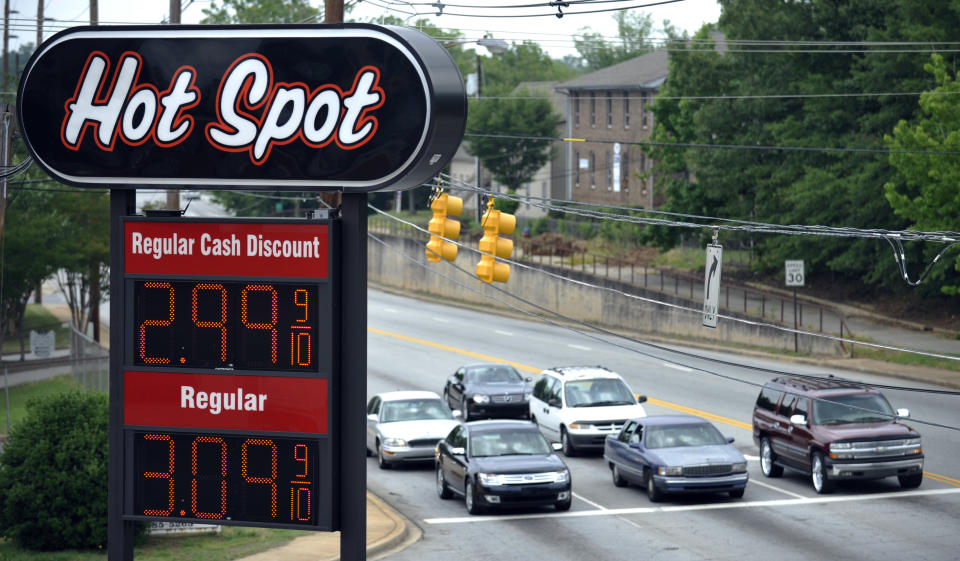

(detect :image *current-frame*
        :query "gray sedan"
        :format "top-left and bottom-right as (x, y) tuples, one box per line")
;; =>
(366, 391), (461, 469)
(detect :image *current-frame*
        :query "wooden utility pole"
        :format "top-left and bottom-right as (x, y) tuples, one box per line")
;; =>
(90, 0), (98, 25)
(0, 104), (12, 245)
(318, 0), (344, 215)
(36, 0), (43, 48)
(3, 0), (10, 96)
(166, 0), (181, 213)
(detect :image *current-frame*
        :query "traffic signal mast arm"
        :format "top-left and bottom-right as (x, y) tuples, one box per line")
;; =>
(476, 198), (516, 283)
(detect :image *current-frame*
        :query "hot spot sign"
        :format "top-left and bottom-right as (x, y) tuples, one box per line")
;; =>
(17, 24), (467, 191)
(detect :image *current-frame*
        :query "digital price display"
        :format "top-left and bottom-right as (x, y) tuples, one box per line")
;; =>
(132, 432), (319, 526)
(134, 281), (318, 371)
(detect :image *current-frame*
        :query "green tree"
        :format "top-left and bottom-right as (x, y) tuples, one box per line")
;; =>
(478, 42), (577, 95)
(574, 11), (657, 71)
(202, 0), (319, 24)
(465, 87), (562, 209)
(885, 54), (960, 294)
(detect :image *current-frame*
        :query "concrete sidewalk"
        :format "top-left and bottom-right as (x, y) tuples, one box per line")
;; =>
(236, 493), (420, 561)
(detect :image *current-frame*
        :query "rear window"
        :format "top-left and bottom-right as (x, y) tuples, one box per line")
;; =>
(755, 387), (782, 412)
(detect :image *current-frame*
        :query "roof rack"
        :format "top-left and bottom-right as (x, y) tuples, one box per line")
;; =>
(774, 375), (869, 392)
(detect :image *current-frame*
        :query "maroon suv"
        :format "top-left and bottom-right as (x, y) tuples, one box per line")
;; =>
(752, 376), (923, 494)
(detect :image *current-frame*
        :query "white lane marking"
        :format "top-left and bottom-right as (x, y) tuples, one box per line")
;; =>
(422, 487), (960, 524)
(743, 455), (760, 461)
(662, 362), (693, 372)
(747, 478), (808, 499)
(572, 492), (606, 510)
(568, 344), (591, 351)
(495, 330), (514, 336)
(432, 317), (452, 323)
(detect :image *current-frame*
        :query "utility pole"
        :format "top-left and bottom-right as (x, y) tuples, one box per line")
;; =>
(36, 0), (42, 48)
(0, 103), (12, 245)
(90, 0), (98, 25)
(166, 0), (181, 213)
(3, 0), (10, 96)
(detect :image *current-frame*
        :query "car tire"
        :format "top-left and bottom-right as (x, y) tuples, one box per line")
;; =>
(898, 472), (923, 489)
(555, 497), (572, 511)
(729, 488), (745, 499)
(760, 437), (783, 478)
(376, 441), (391, 470)
(436, 464), (452, 499)
(811, 451), (834, 494)
(465, 480), (483, 515)
(561, 427), (577, 457)
(461, 398), (471, 422)
(611, 464), (628, 487)
(645, 470), (663, 502)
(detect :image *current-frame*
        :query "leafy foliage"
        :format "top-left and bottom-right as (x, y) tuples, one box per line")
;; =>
(0, 392), (146, 550)
(574, 11), (658, 71)
(201, 0), (319, 24)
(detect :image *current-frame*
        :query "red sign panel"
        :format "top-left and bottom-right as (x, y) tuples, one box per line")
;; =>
(124, 370), (328, 434)
(125, 221), (328, 278)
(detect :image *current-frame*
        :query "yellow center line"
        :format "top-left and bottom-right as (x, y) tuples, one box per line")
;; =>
(368, 326), (960, 488)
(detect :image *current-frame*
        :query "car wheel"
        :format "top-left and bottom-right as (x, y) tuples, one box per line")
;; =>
(460, 398), (471, 422)
(465, 480), (483, 515)
(555, 497), (572, 511)
(436, 464), (452, 499)
(898, 472), (923, 489)
(376, 441), (391, 470)
(645, 470), (663, 502)
(811, 451), (834, 494)
(611, 464), (628, 488)
(561, 427), (577, 457)
(760, 438), (783, 477)
(729, 488), (745, 499)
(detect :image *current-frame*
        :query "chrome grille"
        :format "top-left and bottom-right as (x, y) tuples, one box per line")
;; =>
(682, 464), (733, 477)
(491, 393), (524, 404)
(407, 438), (441, 448)
(495, 472), (559, 485)
(573, 420), (626, 432)
(836, 439), (922, 459)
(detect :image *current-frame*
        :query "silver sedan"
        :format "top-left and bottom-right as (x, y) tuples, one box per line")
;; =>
(366, 391), (461, 469)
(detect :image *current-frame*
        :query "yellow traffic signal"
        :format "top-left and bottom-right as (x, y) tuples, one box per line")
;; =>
(426, 193), (463, 262)
(476, 199), (516, 283)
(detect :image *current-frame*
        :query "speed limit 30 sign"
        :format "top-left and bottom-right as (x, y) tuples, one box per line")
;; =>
(785, 260), (805, 287)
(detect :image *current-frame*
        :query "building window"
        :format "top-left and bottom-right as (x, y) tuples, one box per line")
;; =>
(606, 92), (612, 128)
(574, 150), (580, 188)
(573, 94), (580, 127)
(590, 151), (596, 188)
(622, 150), (629, 190)
(590, 95), (596, 127)
(624, 92), (630, 129)
(606, 151), (612, 190)
(641, 91), (648, 128)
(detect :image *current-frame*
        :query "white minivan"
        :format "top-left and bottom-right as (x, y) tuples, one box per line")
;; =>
(528, 366), (647, 456)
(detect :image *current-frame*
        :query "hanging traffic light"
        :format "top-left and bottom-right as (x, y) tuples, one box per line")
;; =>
(426, 192), (463, 262)
(476, 198), (516, 283)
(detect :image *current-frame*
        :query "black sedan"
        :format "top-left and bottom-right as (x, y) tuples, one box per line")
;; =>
(435, 420), (571, 514)
(443, 363), (532, 421)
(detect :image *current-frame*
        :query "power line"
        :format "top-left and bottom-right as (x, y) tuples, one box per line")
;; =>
(475, 91), (960, 101)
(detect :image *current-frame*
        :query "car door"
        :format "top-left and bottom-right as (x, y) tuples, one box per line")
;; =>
(365, 396), (382, 453)
(785, 396), (814, 467)
(446, 368), (466, 409)
(770, 393), (805, 469)
(622, 422), (647, 484)
(536, 376), (563, 441)
(442, 426), (469, 494)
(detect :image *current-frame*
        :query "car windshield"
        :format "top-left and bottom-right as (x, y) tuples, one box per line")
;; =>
(466, 366), (523, 384)
(470, 429), (552, 457)
(379, 399), (453, 423)
(645, 423), (727, 449)
(564, 378), (635, 407)
(811, 393), (895, 425)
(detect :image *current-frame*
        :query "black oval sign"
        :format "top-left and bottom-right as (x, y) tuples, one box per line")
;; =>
(17, 24), (466, 191)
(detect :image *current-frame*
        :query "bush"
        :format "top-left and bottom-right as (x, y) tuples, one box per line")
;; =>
(0, 391), (122, 550)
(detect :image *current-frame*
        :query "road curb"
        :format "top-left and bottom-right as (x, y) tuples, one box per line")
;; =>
(365, 492), (422, 561)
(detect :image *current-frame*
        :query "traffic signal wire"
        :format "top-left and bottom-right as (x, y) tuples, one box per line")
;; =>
(369, 203), (960, 364)
(368, 230), (960, 432)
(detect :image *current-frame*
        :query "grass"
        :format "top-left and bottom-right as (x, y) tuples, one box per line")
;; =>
(2, 304), (71, 355)
(653, 247), (705, 272)
(0, 375), (82, 437)
(850, 344), (960, 372)
(0, 526), (311, 561)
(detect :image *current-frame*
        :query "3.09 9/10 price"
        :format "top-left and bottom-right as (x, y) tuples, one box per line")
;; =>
(134, 280), (319, 372)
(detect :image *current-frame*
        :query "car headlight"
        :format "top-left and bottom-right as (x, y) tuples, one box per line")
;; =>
(732, 461), (747, 473)
(472, 394), (490, 404)
(568, 422), (592, 430)
(553, 470), (570, 484)
(478, 473), (504, 486)
(831, 442), (853, 451)
(381, 438), (407, 447)
(657, 466), (683, 476)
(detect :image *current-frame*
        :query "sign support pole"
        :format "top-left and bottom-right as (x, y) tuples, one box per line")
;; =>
(109, 188), (136, 561)
(339, 192), (367, 561)
(793, 287), (798, 353)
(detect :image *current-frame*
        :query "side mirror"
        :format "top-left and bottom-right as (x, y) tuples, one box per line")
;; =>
(896, 408), (910, 418)
(525, 377), (533, 382)
(789, 414), (807, 426)
(628, 442), (643, 450)
(450, 447), (466, 456)
(551, 442), (562, 452)
(367, 413), (377, 422)
(636, 395), (647, 404)
(726, 436), (735, 444)
(452, 410), (463, 419)
(548, 398), (562, 408)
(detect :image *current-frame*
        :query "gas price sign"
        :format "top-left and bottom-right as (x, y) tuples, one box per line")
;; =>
(121, 218), (338, 530)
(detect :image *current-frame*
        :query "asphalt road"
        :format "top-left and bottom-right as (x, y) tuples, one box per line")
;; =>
(365, 288), (960, 561)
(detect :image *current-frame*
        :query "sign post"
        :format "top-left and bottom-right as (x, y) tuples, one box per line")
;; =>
(18, 23), (466, 561)
(785, 260), (805, 352)
(702, 244), (723, 328)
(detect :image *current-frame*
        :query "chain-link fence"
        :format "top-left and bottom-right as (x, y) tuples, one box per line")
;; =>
(71, 327), (108, 392)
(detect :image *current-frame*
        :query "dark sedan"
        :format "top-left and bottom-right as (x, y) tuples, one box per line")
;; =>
(435, 420), (572, 514)
(443, 363), (531, 421)
(603, 415), (748, 501)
